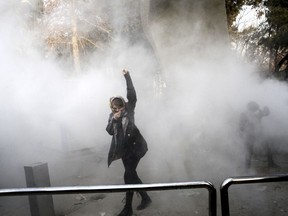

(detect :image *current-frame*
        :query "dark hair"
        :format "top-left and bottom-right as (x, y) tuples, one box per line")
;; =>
(111, 97), (124, 108)
(247, 101), (259, 112)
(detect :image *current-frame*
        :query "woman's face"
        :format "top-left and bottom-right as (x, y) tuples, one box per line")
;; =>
(111, 105), (124, 114)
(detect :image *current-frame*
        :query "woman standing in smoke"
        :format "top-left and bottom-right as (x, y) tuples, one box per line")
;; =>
(106, 69), (152, 216)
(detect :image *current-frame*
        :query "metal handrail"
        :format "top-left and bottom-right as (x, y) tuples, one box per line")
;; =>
(0, 181), (217, 216)
(220, 174), (288, 216)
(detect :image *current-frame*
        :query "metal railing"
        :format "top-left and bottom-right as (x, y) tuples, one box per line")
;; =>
(0, 181), (217, 216)
(220, 174), (288, 216)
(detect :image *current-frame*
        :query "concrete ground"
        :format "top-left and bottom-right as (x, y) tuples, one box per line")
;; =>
(59, 153), (288, 216)
(1, 149), (288, 216)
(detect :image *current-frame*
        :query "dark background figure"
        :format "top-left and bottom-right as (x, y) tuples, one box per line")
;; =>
(239, 101), (277, 169)
(106, 69), (151, 216)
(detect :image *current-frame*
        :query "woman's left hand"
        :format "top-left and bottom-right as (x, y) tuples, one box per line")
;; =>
(122, 69), (129, 75)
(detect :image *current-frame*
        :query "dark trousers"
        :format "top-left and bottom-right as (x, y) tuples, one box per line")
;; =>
(245, 135), (276, 168)
(245, 135), (254, 167)
(122, 154), (149, 208)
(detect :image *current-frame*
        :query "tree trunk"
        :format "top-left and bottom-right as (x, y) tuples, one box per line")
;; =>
(276, 52), (288, 80)
(275, 52), (288, 73)
(71, 0), (81, 74)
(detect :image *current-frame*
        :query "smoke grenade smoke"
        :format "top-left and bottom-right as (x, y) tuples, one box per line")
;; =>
(1, 0), (288, 215)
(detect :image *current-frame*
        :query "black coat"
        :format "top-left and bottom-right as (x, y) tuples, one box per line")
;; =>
(106, 73), (148, 167)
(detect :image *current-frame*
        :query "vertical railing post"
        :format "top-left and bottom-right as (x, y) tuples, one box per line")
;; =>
(207, 182), (217, 216)
(220, 178), (232, 216)
(220, 174), (288, 216)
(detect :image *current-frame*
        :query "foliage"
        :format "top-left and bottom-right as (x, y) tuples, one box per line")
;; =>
(22, 0), (145, 73)
(42, 0), (111, 72)
(23, 0), (113, 73)
(226, 0), (288, 80)
(225, 0), (262, 33)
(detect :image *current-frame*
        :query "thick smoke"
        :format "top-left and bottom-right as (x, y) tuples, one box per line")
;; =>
(143, 1), (288, 183)
(1, 0), (288, 215)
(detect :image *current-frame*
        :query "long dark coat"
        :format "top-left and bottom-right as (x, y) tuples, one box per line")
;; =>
(106, 73), (148, 167)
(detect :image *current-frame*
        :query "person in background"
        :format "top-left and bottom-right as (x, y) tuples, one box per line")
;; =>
(239, 101), (277, 168)
(106, 69), (152, 216)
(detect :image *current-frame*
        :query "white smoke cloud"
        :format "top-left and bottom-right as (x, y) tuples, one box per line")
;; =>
(1, 1), (288, 215)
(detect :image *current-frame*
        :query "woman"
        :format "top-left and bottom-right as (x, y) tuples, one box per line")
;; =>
(106, 69), (152, 216)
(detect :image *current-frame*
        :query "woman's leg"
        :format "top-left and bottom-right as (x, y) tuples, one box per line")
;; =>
(122, 155), (151, 211)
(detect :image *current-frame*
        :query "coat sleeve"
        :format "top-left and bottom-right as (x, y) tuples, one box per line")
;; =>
(106, 113), (116, 135)
(124, 73), (137, 109)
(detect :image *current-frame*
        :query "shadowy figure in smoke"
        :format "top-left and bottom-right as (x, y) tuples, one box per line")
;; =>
(239, 101), (278, 169)
(106, 69), (152, 216)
